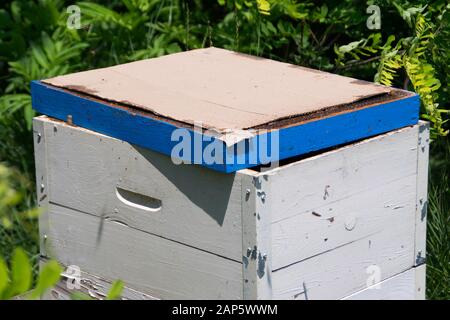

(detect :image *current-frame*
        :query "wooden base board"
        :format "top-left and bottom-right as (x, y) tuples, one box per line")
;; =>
(40, 261), (426, 300)
(39, 259), (158, 300)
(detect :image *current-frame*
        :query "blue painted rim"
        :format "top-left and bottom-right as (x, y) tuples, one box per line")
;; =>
(31, 80), (420, 173)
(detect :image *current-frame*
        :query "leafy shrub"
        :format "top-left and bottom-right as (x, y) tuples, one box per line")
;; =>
(335, 2), (450, 138)
(0, 163), (38, 278)
(0, 247), (62, 299)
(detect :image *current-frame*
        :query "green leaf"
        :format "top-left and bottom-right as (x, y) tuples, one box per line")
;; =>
(338, 39), (364, 53)
(25, 207), (41, 219)
(23, 103), (35, 131)
(0, 94), (32, 117)
(29, 260), (62, 299)
(0, 258), (10, 299)
(31, 43), (50, 70)
(256, 0), (270, 15)
(393, 3), (426, 28)
(1, 217), (12, 229)
(10, 248), (32, 296)
(106, 280), (124, 300)
(0, 9), (13, 28)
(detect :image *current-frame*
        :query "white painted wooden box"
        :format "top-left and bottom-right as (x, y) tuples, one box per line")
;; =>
(34, 116), (428, 300)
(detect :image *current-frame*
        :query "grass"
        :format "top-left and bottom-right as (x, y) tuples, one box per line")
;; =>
(0, 220), (39, 279)
(427, 139), (450, 300)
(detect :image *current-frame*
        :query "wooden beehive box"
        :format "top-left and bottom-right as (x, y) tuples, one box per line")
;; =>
(32, 48), (428, 300)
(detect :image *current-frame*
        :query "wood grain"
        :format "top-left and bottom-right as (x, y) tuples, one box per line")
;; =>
(44, 203), (243, 300)
(269, 124), (419, 223)
(42, 47), (394, 130)
(272, 174), (417, 270)
(39, 117), (243, 261)
(40, 259), (158, 300)
(241, 175), (272, 299)
(33, 117), (51, 257)
(271, 220), (415, 300)
(342, 265), (426, 300)
(414, 121), (429, 266)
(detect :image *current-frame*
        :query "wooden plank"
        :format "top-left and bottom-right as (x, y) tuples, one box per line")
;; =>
(272, 174), (417, 270)
(342, 265), (426, 300)
(269, 124), (419, 224)
(271, 216), (415, 300)
(33, 117), (51, 257)
(31, 79), (419, 173)
(44, 203), (243, 300)
(415, 263), (426, 300)
(41, 47), (395, 130)
(39, 259), (158, 300)
(415, 121), (429, 266)
(241, 174), (272, 299)
(37, 116), (243, 262)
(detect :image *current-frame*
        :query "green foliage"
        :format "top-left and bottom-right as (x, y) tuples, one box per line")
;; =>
(335, 33), (386, 64)
(28, 260), (63, 299)
(1, 0), (448, 141)
(106, 280), (125, 300)
(0, 251), (125, 300)
(1, 32), (88, 129)
(375, 47), (402, 87)
(10, 247), (32, 295)
(0, 163), (40, 293)
(0, 247), (62, 299)
(0, 0), (65, 62)
(0, 164), (39, 232)
(336, 3), (449, 138)
(405, 56), (444, 137)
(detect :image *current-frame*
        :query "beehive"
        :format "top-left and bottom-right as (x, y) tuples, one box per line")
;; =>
(32, 48), (428, 300)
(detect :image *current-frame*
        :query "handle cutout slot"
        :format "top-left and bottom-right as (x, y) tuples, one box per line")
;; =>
(116, 187), (162, 212)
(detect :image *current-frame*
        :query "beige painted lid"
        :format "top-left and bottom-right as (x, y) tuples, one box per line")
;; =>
(43, 47), (394, 133)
